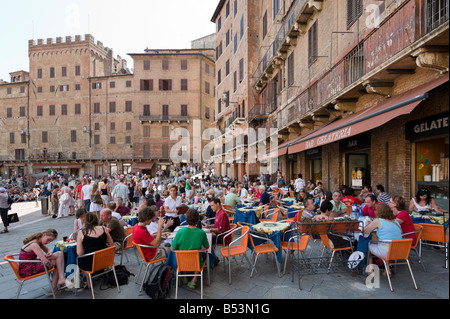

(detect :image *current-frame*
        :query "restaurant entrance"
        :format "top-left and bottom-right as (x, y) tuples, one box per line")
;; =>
(340, 133), (371, 190)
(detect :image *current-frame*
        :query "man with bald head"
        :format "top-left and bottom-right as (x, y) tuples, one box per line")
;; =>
(99, 208), (126, 250)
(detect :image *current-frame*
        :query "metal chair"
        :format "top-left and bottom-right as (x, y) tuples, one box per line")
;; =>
(370, 238), (418, 292)
(133, 242), (167, 292)
(3, 254), (56, 299)
(419, 223), (448, 269)
(281, 230), (310, 275)
(248, 230), (281, 278)
(402, 224), (425, 271)
(220, 226), (253, 284)
(76, 246), (120, 299)
(118, 226), (139, 266)
(174, 250), (208, 299)
(319, 234), (353, 273)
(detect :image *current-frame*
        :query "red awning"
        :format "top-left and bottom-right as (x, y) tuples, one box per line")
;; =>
(287, 74), (448, 154)
(32, 163), (82, 169)
(132, 162), (155, 170)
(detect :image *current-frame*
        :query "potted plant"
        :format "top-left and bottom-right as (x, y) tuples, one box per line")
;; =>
(331, 217), (360, 233)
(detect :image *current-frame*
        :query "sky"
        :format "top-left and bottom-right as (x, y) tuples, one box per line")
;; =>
(0, 0), (218, 81)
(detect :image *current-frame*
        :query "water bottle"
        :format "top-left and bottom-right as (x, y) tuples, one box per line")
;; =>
(352, 204), (358, 219)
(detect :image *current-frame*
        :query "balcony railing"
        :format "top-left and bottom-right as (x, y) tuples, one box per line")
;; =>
(274, 0), (449, 129)
(139, 115), (191, 123)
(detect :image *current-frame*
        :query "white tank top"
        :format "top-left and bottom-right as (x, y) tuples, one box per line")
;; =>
(412, 198), (431, 212)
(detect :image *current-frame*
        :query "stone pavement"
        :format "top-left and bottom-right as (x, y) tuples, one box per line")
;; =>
(0, 201), (448, 301)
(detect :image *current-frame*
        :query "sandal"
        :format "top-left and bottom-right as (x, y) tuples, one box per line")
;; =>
(187, 281), (197, 289)
(0, 229), (9, 234)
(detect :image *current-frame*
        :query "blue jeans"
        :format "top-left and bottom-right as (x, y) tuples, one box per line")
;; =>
(84, 200), (91, 212)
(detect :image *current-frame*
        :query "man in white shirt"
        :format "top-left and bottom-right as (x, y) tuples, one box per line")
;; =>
(163, 185), (181, 231)
(239, 183), (248, 200)
(81, 178), (93, 212)
(294, 174), (306, 193)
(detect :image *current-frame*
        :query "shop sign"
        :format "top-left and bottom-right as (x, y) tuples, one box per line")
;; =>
(406, 113), (449, 140)
(339, 133), (371, 153)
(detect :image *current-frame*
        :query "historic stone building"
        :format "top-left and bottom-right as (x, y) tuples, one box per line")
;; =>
(0, 34), (215, 178)
(212, 0), (448, 207)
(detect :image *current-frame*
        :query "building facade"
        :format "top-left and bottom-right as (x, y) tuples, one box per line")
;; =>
(213, 0), (449, 208)
(0, 34), (215, 179)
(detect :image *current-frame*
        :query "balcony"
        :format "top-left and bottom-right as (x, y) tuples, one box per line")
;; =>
(139, 115), (191, 124)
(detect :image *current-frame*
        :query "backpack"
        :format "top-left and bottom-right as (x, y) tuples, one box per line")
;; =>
(100, 265), (134, 290)
(143, 263), (174, 299)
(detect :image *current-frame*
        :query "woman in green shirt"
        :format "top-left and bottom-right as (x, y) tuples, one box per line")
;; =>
(171, 208), (209, 289)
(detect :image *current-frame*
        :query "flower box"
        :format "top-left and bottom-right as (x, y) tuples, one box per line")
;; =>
(330, 218), (360, 233)
(297, 218), (331, 235)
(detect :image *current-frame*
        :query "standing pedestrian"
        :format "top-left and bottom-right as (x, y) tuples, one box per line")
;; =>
(0, 187), (11, 233)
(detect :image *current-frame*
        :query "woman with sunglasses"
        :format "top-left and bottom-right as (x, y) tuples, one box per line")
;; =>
(409, 188), (447, 214)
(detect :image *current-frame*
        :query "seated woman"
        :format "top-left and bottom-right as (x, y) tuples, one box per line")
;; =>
(171, 209), (210, 289)
(73, 207), (87, 236)
(364, 203), (403, 277)
(19, 229), (66, 294)
(409, 187), (448, 214)
(314, 200), (334, 222)
(76, 212), (114, 273)
(132, 206), (169, 262)
(390, 196), (416, 246)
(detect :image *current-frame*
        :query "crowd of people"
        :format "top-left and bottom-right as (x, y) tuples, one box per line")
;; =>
(3, 167), (448, 294)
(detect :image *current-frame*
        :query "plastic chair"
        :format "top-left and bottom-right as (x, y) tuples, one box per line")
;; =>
(174, 250), (207, 299)
(419, 223), (448, 269)
(281, 230), (310, 275)
(3, 254), (56, 299)
(370, 238), (418, 291)
(248, 230), (281, 278)
(220, 226), (253, 284)
(76, 246), (120, 299)
(223, 204), (235, 223)
(133, 242), (167, 292)
(319, 234), (353, 272)
(402, 224), (425, 271)
(289, 190), (295, 198)
(118, 226), (139, 265)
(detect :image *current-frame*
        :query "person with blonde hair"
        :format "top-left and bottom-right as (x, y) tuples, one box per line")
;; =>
(19, 229), (66, 293)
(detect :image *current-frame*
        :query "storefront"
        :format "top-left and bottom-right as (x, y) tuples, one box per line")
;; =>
(406, 112), (449, 211)
(305, 147), (322, 183)
(339, 133), (371, 190)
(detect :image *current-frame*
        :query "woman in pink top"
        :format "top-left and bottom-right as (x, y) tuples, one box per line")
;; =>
(389, 196), (416, 246)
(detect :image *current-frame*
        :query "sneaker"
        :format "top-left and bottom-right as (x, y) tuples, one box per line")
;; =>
(52, 215), (57, 219)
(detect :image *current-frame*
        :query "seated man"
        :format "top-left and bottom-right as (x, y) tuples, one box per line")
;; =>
(294, 198), (317, 221)
(330, 191), (350, 218)
(107, 202), (128, 227)
(171, 209), (210, 289)
(224, 187), (241, 210)
(204, 198), (231, 246)
(258, 185), (271, 206)
(99, 208), (126, 250)
(362, 195), (377, 218)
(133, 207), (169, 262)
(115, 197), (131, 217)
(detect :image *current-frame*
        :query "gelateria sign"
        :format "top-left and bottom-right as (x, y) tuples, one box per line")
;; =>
(406, 113), (449, 141)
(305, 127), (352, 149)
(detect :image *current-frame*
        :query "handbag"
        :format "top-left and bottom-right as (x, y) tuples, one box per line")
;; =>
(7, 213), (19, 224)
(93, 194), (103, 205)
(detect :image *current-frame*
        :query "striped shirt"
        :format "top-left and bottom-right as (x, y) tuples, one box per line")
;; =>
(377, 192), (391, 205)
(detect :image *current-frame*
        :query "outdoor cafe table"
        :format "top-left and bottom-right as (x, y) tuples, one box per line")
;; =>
(249, 222), (291, 263)
(410, 211), (449, 227)
(234, 207), (264, 225)
(280, 197), (295, 207)
(53, 240), (78, 277)
(123, 213), (138, 226)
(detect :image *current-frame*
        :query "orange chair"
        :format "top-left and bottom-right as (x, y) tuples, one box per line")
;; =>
(133, 242), (167, 292)
(220, 226), (253, 284)
(175, 250), (208, 299)
(223, 204), (235, 223)
(402, 224), (425, 271)
(289, 190), (295, 198)
(319, 234), (353, 273)
(370, 239), (418, 291)
(248, 230), (281, 278)
(118, 226), (139, 265)
(281, 232), (310, 275)
(419, 223), (448, 269)
(259, 208), (280, 223)
(4, 254), (56, 299)
(76, 246), (120, 299)
(215, 223), (238, 247)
